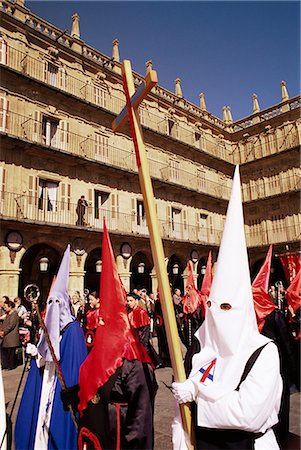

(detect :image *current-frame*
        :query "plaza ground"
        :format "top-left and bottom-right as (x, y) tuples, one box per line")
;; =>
(2, 359), (300, 450)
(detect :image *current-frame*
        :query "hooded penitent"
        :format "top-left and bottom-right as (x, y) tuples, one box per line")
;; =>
(252, 245), (276, 331)
(286, 269), (301, 313)
(199, 250), (213, 317)
(182, 261), (201, 314)
(78, 219), (152, 415)
(38, 244), (73, 362)
(190, 165), (270, 401)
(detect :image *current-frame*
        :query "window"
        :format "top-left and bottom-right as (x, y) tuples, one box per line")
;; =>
(137, 200), (145, 226)
(171, 207), (181, 232)
(167, 119), (178, 138)
(139, 106), (147, 126)
(38, 179), (58, 212)
(195, 131), (206, 150)
(94, 85), (107, 108)
(0, 97), (9, 131)
(0, 35), (7, 65)
(94, 190), (109, 219)
(46, 62), (58, 87)
(42, 116), (58, 147)
(95, 133), (109, 161)
(170, 160), (180, 182)
(197, 168), (206, 190)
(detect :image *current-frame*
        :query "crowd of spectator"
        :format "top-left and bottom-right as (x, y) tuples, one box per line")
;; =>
(0, 282), (299, 384)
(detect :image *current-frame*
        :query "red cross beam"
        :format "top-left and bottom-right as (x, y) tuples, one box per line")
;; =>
(112, 60), (195, 449)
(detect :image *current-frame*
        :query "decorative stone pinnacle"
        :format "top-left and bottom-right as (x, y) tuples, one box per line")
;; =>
(252, 94), (260, 113)
(227, 106), (233, 124)
(281, 80), (289, 101)
(112, 39), (120, 62)
(175, 78), (183, 97)
(146, 60), (153, 74)
(71, 13), (80, 39)
(199, 92), (207, 111)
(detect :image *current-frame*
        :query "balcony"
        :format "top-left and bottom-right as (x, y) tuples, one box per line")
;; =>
(1, 110), (232, 201)
(231, 127), (300, 164)
(1, 191), (300, 248)
(1, 191), (224, 246)
(242, 170), (301, 202)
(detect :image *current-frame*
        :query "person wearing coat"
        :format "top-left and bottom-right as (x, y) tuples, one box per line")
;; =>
(0, 299), (20, 370)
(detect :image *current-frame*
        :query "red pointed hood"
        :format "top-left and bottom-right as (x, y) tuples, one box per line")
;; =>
(252, 245), (276, 331)
(182, 262), (201, 314)
(286, 269), (301, 313)
(252, 245), (272, 293)
(78, 219), (152, 415)
(199, 251), (213, 317)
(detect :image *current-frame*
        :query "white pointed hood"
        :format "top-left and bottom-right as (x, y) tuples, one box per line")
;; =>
(190, 166), (270, 400)
(38, 244), (73, 362)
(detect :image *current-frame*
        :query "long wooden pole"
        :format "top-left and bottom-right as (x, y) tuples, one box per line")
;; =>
(120, 60), (194, 449)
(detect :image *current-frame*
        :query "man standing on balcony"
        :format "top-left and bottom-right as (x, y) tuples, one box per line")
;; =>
(76, 195), (88, 226)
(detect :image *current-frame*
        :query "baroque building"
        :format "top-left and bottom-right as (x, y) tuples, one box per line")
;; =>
(0, 0), (300, 302)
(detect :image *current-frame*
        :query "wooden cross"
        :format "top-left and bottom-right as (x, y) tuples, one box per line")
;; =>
(112, 60), (194, 449)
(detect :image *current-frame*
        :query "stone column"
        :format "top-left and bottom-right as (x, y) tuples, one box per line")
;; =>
(71, 13), (80, 39)
(0, 268), (21, 298)
(69, 270), (86, 295)
(281, 80), (290, 112)
(112, 39), (120, 62)
(150, 269), (158, 294)
(116, 255), (131, 292)
(199, 92), (207, 111)
(175, 78), (183, 97)
(0, 246), (24, 298)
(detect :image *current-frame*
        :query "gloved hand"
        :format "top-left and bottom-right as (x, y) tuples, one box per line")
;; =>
(60, 385), (80, 412)
(172, 379), (196, 404)
(26, 343), (38, 356)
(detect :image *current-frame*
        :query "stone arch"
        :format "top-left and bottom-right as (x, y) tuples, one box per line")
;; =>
(130, 251), (152, 293)
(84, 247), (102, 295)
(167, 254), (184, 293)
(251, 256), (287, 287)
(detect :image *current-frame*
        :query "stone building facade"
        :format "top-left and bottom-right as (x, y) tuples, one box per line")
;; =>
(0, 0), (300, 302)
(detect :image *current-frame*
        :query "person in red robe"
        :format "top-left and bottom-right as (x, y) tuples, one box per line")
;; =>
(127, 293), (163, 368)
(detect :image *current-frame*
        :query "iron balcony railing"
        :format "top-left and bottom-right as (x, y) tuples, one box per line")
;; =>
(1, 191), (300, 247)
(1, 191), (224, 245)
(2, 43), (299, 164)
(2, 110), (299, 202)
(1, 109), (232, 201)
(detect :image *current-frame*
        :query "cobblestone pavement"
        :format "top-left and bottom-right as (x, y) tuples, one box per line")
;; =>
(2, 361), (300, 450)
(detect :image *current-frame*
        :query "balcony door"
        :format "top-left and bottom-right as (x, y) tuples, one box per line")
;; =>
(42, 116), (59, 147)
(38, 179), (58, 222)
(94, 190), (110, 227)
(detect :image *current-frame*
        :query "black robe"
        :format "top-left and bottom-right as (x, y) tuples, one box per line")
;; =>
(78, 359), (157, 450)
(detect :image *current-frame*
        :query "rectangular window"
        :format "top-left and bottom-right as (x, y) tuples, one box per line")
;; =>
(95, 133), (109, 161)
(171, 207), (181, 233)
(94, 190), (109, 220)
(139, 106), (146, 126)
(137, 200), (145, 226)
(0, 97), (9, 131)
(170, 160), (180, 182)
(94, 85), (107, 108)
(0, 37), (7, 65)
(195, 132), (206, 150)
(197, 169), (206, 190)
(168, 119), (178, 138)
(47, 62), (58, 87)
(38, 179), (58, 212)
(42, 116), (58, 147)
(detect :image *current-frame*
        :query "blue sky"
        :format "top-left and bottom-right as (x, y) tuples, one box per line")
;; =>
(26, 1), (300, 121)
